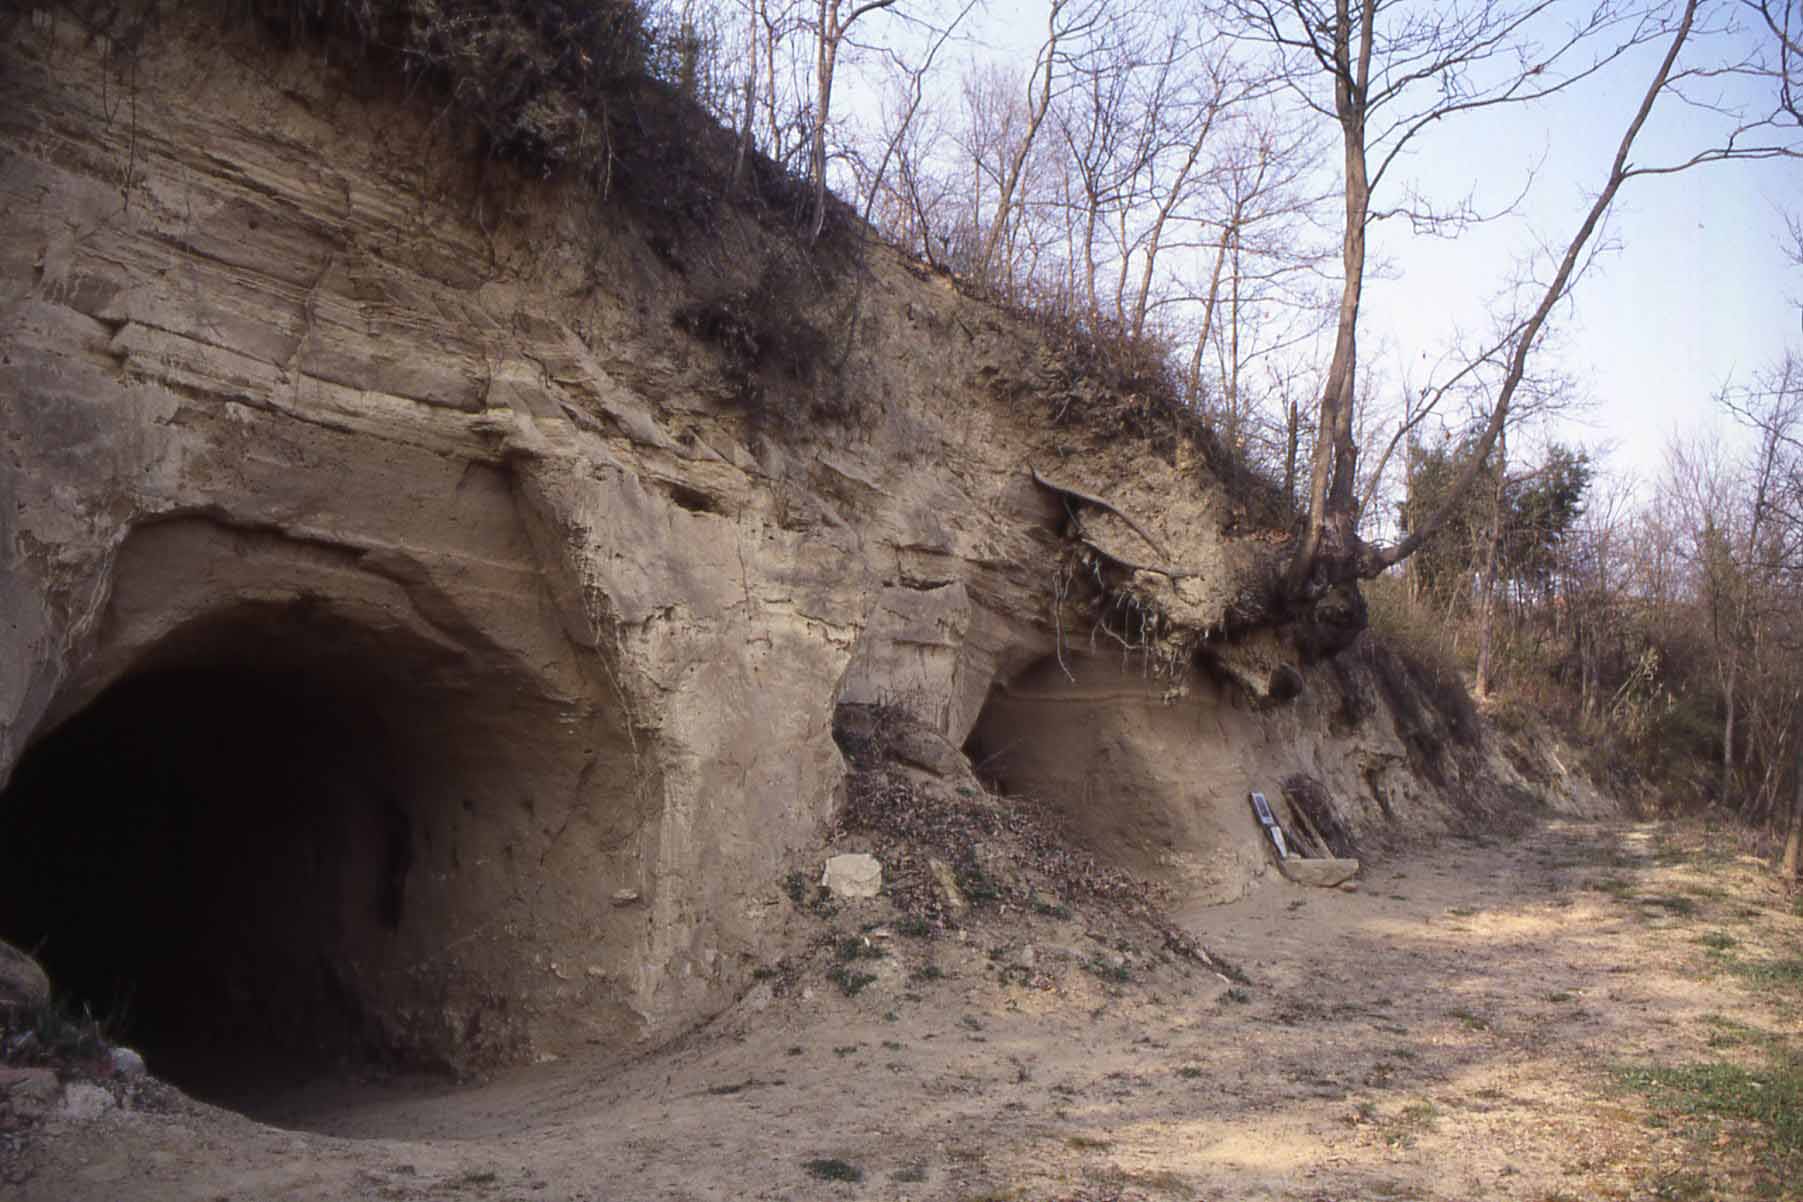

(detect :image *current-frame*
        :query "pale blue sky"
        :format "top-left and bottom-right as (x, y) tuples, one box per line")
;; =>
(1357, 19), (1801, 491)
(842, 0), (1801, 494)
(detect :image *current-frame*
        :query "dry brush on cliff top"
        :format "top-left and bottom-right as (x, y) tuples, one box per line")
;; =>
(7, 0), (822, 229)
(8, 0), (1295, 502)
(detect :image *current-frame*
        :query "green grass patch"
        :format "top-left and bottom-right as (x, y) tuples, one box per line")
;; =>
(1615, 1052), (1803, 1184)
(1718, 955), (1803, 993)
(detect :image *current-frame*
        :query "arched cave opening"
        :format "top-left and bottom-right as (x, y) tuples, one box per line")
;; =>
(960, 654), (1274, 899)
(0, 603), (471, 1114)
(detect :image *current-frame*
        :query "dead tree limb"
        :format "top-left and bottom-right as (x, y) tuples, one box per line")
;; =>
(1029, 465), (1173, 561)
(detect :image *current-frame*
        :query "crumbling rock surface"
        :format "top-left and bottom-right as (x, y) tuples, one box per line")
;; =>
(0, 12), (1611, 1087)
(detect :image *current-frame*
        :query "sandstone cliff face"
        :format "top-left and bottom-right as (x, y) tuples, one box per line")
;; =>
(0, 13), (1609, 1076)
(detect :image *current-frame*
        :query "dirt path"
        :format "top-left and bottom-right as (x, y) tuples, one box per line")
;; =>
(6, 820), (1800, 1201)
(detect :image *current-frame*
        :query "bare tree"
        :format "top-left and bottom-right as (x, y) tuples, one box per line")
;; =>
(1721, 356), (1803, 871)
(809, 0), (906, 240)
(856, 0), (979, 226)
(1746, 0), (1802, 123)
(1055, 17), (1140, 318)
(1120, 35), (1253, 341)
(1219, 0), (1800, 613)
(976, 0), (1112, 280)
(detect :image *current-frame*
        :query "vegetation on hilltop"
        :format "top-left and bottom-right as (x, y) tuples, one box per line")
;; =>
(1367, 380), (1803, 879)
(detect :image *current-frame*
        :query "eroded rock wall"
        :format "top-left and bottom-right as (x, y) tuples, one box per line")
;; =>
(0, 12), (1093, 1069)
(0, 11), (1612, 1073)
(965, 642), (1614, 905)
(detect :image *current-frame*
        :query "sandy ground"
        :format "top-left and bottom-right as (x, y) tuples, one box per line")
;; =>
(5, 819), (1800, 1202)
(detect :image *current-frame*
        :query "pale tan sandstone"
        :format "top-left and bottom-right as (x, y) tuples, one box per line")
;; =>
(0, 13), (1607, 1077)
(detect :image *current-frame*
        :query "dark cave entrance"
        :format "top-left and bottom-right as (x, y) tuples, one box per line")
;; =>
(0, 604), (454, 1113)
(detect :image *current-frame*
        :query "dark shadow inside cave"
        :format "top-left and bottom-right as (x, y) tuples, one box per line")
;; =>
(0, 604), (458, 1115)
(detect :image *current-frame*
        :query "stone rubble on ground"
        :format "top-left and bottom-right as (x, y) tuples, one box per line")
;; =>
(927, 859), (968, 914)
(0, 1065), (61, 1114)
(0, 940), (50, 1015)
(107, 1046), (146, 1078)
(56, 1082), (114, 1122)
(821, 854), (883, 899)
(1280, 858), (1362, 889)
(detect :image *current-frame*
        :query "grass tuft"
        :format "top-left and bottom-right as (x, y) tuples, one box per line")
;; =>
(1643, 894), (1700, 918)
(1083, 956), (1130, 984)
(836, 936), (888, 962)
(826, 965), (878, 996)
(802, 1157), (865, 1183)
(1, 995), (120, 1069)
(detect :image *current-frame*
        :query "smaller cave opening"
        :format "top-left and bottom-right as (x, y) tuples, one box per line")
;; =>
(959, 654), (1274, 900)
(660, 480), (723, 515)
(0, 607), (456, 1116)
(958, 686), (1014, 799)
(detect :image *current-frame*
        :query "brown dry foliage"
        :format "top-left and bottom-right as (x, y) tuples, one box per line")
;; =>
(830, 703), (1229, 971)
(954, 286), (1295, 535)
(12, 0), (834, 235)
